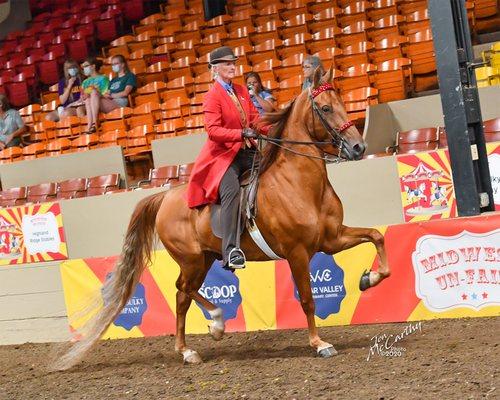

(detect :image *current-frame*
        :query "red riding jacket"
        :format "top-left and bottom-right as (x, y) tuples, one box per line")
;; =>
(186, 81), (261, 208)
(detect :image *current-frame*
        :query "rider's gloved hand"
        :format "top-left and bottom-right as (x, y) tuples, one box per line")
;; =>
(242, 127), (258, 139)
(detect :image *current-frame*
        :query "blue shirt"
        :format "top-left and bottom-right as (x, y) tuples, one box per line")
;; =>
(0, 109), (24, 147)
(251, 90), (275, 115)
(217, 78), (234, 94)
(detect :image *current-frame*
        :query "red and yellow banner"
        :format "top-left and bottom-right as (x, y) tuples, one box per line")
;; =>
(397, 149), (458, 223)
(60, 213), (500, 339)
(0, 202), (68, 266)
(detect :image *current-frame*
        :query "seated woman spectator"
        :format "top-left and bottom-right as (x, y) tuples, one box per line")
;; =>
(81, 56), (110, 133)
(302, 55), (325, 90)
(103, 55), (136, 109)
(45, 59), (85, 122)
(0, 94), (27, 149)
(245, 72), (276, 115)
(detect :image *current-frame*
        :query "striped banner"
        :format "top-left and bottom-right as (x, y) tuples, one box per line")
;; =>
(60, 213), (500, 339)
(0, 202), (67, 266)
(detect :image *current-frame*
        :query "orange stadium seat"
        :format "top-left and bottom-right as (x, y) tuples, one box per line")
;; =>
(71, 134), (99, 152)
(46, 138), (72, 157)
(155, 119), (186, 138)
(0, 146), (23, 163)
(22, 143), (46, 160)
(369, 36), (408, 64)
(371, 57), (413, 103)
(335, 64), (376, 93)
(339, 1), (372, 27)
(99, 130), (127, 148)
(336, 41), (375, 70)
(367, 0), (400, 21)
(306, 26), (343, 54)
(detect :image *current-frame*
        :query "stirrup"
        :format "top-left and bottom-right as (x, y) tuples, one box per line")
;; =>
(228, 247), (246, 269)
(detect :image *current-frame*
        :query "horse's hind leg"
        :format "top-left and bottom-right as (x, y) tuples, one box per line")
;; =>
(174, 253), (225, 364)
(333, 225), (391, 290)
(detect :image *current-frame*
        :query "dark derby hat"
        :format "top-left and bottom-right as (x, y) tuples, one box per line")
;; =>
(208, 46), (238, 67)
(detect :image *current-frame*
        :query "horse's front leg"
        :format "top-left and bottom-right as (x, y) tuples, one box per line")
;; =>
(288, 249), (338, 358)
(328, 225), (391, 291)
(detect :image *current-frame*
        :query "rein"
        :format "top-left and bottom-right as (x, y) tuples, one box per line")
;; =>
(257, 83), (353, 163)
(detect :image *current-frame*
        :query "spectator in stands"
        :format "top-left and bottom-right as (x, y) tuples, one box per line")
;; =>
(0, 94), (27, 149)
(245, 72), (276, 115)
(81, 56), (110, 133)
(101, 55), (137, 110)
(302, 56), (325, 90)
(46, 59), (85, 122)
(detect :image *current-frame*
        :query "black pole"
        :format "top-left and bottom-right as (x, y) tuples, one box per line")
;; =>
(428, 0), (494, 216)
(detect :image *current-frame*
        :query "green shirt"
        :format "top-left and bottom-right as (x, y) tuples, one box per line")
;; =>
(109, 72), (137, 94)
(82, 75), (109, 95)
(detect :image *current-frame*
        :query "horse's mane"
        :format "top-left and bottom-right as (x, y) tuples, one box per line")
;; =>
(257, 98), (296, 174)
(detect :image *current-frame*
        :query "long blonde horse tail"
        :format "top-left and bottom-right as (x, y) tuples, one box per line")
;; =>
(53, 191), (166, 370)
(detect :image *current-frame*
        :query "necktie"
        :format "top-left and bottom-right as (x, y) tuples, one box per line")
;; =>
(226, 87), (254, 148)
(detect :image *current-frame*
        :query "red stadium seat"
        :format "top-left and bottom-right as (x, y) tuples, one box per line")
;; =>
(0, 187), (27, 207)
(87, 174), (121, 196)
(27, 182), (57, 203)
(57, 178), (88, 199)
(483, 118), (500, 142)
(392, 128), (440, 154)
(137, 165), (180, 188)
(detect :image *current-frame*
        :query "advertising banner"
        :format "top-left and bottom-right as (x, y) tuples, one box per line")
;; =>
(60, 213), (500, 340)
(0, 202), (68, 266)
(397, 149), (457, 223)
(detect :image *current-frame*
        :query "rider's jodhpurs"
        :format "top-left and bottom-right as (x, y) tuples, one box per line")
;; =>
(218, 148), (255, 265)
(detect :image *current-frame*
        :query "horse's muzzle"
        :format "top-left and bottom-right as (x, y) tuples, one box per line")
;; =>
(345, 142), (366, 161)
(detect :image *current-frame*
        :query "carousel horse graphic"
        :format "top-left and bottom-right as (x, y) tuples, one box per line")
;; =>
(405, 182), (427, 204)
(430, 181), (447, 205)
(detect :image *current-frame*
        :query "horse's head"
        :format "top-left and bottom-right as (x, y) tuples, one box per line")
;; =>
(304, 66), (366, 161)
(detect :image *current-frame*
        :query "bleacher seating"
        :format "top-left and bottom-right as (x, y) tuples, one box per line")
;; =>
(0, 0), (497, 172)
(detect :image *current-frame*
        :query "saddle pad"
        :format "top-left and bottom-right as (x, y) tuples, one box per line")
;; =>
(210, 204), (246, 239)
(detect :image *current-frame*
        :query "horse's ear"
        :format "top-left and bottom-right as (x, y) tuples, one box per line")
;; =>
(324, 65), (334, 83)
(312, 66), (323, 89)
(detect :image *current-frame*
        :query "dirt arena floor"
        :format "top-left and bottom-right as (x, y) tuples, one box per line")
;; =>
(1, 317), (498, 400)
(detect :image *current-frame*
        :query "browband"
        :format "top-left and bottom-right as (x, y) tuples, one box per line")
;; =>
(311, 82), (334, 98)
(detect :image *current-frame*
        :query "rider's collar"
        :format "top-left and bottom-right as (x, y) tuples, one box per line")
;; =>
(310, 82), (334, 99)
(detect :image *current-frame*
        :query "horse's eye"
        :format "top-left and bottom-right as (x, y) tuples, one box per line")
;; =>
(322, 105), (331, 112)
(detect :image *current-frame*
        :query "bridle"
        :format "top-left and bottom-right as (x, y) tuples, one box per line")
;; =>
(258, 82), (355, 163)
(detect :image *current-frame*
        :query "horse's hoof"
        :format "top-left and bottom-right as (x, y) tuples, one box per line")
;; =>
(359, 270), (372, 291)
(209, 324), (225, 341)
(182, 349), (203, 365)
(317, 346), (338, 358)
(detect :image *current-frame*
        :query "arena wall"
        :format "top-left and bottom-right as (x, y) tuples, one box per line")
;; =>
(0, 146), (128, 189)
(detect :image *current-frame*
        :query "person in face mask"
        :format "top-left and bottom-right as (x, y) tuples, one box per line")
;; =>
(45, 59), (85, 122)
(81, 56), (110, 133)
(100, 55), (136, 112)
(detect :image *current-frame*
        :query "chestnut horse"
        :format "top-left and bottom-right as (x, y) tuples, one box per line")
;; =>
(56, 68), (390, 370)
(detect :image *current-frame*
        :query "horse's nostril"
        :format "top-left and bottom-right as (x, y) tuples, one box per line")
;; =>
(353, 143), (366, 155)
